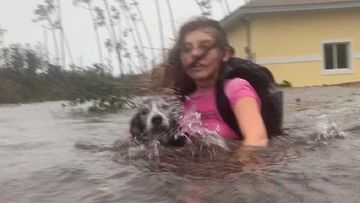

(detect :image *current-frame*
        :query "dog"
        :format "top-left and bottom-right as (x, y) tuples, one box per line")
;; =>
(130, 97), (186, 149)
(128, 96), (232, 159)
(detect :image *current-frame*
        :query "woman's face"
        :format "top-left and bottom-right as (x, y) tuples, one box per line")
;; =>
(180, 28), (230, 88)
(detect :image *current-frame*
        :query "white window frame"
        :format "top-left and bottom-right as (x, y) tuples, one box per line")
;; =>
(321, 40), (353, 75)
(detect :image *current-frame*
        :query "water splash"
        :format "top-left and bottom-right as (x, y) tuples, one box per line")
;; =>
(176, 104), (231, 160)
(309, 114), (347, 146)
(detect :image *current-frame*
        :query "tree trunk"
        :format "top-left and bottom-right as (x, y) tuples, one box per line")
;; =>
(64, 32), (74, 64)
(116, 14), (124, 72)
(57, 0), (66, 68)
(165, 0), (176, 37)
(0, 27), (6, 47)
(223, 0), (231, 14)
(131, 0), (156, 67)
(48, 18), (60, 66)
(88, 2), (104, 66)
(127, 10), (146, 70)
(154, 0), (164, 60)
(118, 1), (142, 73)
(42, 26), (49, 62)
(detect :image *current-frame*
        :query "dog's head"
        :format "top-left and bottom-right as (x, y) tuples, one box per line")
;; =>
(130, 97), (180, 144)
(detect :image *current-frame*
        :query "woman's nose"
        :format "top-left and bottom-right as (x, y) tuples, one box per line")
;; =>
(190, 48), (204, 59)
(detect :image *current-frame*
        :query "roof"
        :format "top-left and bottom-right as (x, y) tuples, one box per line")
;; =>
(221, 0), (360, 29)
(242, 0), (358, 7)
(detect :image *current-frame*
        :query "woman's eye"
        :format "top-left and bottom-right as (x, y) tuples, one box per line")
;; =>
(181, 46), (191, 53)
(199, 44), (212, 51)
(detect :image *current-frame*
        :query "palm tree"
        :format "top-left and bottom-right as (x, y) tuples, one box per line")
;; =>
(223, 0), (231, 14)
(117, 0), (143, 72)
(105, 38), (114, 72)
(56, 0), (66, 67)
(195, 0), (213, 16)
(108, 5), (124, 72)
(154, 0), (165, 60)
(123, 47), (135, 74)
(41, 25), (50, 63)
(118, 0), (153, 72)
(130, 0), (156, 67)
(102, 0), (124, 75)
(0, 26), (7, 67)
(34, 0), (60, 66)
(165, 0), (176, 37)
(64, 32), (74, 65)
(73, 0), (104, 66)
(129, 12), (147, 70)
(0, 26), (7, 47)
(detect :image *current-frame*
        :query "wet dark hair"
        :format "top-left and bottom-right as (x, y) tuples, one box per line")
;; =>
(161, 16), (234, 97)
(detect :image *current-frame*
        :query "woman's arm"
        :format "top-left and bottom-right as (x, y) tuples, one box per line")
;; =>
(232, 97), (268, 164)
(233, 97), (268, 147)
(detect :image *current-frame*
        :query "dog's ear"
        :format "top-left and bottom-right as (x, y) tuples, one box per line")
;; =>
(130, 113), (146, 138)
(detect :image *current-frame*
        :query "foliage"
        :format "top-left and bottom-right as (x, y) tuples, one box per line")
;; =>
(0, 43), (149, 111)
(65, 64), (142, 112)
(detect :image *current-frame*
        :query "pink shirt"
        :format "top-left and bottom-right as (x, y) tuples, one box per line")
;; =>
(180, 78), (261, 139)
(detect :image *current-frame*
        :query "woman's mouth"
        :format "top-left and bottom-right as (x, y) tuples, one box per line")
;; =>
(191, 62), (205, 69)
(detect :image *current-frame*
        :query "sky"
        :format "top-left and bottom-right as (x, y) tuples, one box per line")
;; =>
(0, 0), (245, 74)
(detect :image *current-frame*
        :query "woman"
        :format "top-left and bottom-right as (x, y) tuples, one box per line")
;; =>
(161, 17), (268, 158)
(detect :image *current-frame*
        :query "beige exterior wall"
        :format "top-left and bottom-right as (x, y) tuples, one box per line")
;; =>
(226, 8), (360, 87)
(226, 20), (248, 59)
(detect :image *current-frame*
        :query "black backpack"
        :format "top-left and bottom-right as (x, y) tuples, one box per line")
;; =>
(216, 57), (283, 139)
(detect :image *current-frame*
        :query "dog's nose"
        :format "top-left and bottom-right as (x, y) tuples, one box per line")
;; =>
(151, 115), (163, 126)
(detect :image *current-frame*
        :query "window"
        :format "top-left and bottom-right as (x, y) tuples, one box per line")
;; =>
(323, 42), (351, 71)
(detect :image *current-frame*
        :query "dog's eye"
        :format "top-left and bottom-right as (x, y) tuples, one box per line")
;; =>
(161, 104), (169, 110)
(141, 108), (149, 115)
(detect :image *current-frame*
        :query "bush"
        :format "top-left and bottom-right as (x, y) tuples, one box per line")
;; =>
(0, 44), (150, 111)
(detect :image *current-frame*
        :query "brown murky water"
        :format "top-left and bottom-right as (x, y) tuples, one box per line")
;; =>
(1, 84), (360, 203)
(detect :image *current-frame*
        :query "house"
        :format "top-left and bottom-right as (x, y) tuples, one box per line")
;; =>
(221, 0), (360, 87)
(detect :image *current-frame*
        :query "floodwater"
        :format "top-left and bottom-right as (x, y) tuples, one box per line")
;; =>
(1, 84), (360, 203)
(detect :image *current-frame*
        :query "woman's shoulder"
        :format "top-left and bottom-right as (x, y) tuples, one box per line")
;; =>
(224, 77), (251, 87)
(224, 78), (255, 94)
(223, 77), (260, 106)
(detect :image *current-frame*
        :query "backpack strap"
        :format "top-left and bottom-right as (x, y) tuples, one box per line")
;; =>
(216, 67), (242, 138)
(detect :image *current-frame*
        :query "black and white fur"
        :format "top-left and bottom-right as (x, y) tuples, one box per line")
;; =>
(128, 97), (231, 159)
(130, 97), (186, 147)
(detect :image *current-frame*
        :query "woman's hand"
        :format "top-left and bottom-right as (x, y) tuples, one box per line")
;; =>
(230, 97), (269, 167)
(233, 97), (268, 147)
(232, 145), (266, 167)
